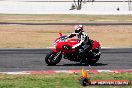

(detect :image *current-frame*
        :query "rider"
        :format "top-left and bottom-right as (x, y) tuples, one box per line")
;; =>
(67, 24), (93, 53)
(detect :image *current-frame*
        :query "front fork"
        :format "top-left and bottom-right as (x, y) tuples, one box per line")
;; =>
(53, 51), (62, 61)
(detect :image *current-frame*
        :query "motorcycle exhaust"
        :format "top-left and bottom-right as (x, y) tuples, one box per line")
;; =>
(94, 52), (101, 57)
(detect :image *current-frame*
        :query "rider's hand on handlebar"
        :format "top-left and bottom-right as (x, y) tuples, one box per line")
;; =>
(65, 36), (69, 39)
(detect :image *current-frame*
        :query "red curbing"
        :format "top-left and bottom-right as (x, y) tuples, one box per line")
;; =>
(89, 70), (99, 74)
(112, 70), (132, 73)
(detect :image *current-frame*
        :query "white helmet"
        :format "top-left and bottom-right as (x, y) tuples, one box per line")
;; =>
(74, 24), (83, 33)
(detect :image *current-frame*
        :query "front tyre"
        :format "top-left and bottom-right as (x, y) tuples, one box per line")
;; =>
(45, 51), (62, 66)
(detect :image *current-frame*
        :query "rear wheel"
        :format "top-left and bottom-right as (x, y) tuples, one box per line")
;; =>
(85, 49), (101, 65)
(45, 51), (62, 66)
(87, 55), (100, 65)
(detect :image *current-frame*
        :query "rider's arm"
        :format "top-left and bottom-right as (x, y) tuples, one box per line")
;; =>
(67, 33), (77, 38)
(72, 34), (85, 49)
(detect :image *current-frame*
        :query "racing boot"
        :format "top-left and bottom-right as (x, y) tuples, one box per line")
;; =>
(79, 48), (87, 64)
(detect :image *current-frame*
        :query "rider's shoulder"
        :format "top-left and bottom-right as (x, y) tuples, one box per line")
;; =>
(82, 32), (87, 36)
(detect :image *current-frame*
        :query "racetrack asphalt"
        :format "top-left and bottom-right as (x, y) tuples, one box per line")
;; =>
(0, 48), (131, 72)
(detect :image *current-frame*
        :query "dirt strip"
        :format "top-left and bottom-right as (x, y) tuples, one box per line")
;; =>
(0, 24), (132, 48)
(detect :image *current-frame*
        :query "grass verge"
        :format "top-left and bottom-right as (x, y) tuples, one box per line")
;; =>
(0, 73), (131, 88)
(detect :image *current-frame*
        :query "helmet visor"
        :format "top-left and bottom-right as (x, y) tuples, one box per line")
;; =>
(75, 28), (82, 33)
(75, 30), (80, 33)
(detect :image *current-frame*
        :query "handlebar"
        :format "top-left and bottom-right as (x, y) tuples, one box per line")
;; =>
(58, 36), (67, 42)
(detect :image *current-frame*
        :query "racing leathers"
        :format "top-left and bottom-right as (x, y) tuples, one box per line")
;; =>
(67, 31), (93, 53)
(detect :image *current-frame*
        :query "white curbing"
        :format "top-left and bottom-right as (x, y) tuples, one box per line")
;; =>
(55, 70), (74, 73)
(97, 70), (114, 73)
(0, 71), (30, 75)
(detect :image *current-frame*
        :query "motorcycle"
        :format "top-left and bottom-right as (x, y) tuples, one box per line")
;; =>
(45, 32), (101, 65)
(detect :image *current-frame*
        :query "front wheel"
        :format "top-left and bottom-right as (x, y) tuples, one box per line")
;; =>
(45, 51), (62, 66)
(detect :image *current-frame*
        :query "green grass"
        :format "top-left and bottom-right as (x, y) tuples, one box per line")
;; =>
(1, 14), (132, 23)
(0, 73), (131, 88)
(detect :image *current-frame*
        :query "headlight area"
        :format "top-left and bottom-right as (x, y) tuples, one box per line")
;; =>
(53, 42), (57, 47)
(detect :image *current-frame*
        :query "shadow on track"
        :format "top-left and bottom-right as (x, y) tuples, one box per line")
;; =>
(48, 63), (108, 66)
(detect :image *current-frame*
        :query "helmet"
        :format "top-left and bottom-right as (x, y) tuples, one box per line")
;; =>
(74, 24), (83, 33)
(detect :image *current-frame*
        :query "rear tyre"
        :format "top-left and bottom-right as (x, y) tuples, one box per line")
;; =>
(45, 51), (62, 66)
(89, 55), (100, 65)
(85, 49), (101, 65)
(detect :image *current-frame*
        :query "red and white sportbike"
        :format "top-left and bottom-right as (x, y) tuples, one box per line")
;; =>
(45, 33), (101, 65)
